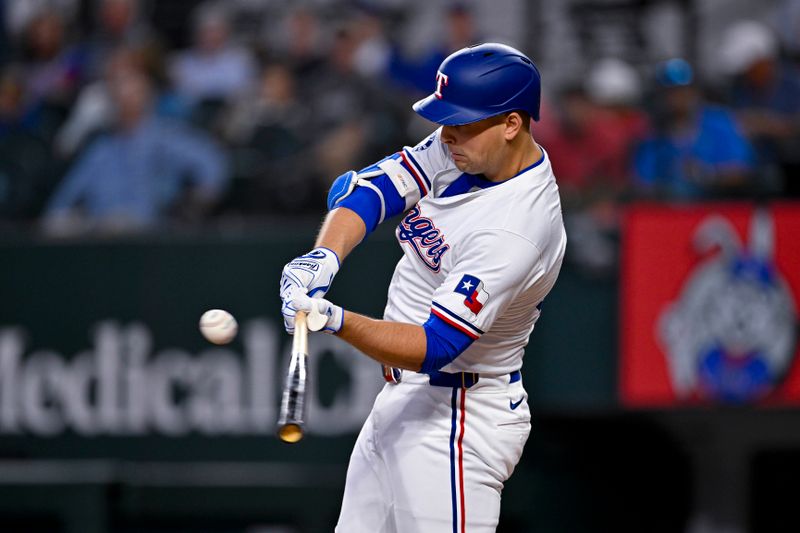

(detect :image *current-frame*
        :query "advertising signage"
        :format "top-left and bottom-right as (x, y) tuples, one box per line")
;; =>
(621, 203), (800, 407)
(0, 233), (400, 464)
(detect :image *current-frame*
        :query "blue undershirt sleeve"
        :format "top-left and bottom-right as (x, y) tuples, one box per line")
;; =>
(337, 186), (382, 233)
(421, 313), (475, 374)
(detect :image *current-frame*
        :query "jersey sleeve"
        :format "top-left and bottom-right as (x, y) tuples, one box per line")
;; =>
(397, 127), (453, 201)
(374, 127), (452, 208)
(329, 128), (455, 228)
(429, 230), (544, 339)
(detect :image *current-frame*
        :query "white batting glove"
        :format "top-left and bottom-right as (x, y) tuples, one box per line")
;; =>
(280, 247), (340, 332)
(288, 290), (344, 334)
(280, 247), (340, 299)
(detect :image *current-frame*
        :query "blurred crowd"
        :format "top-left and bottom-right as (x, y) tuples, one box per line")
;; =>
(0, 0), (798, 258)
(538, 15), (800, 274)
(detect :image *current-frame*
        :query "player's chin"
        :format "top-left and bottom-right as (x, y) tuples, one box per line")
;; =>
(452, 156), (470, 172)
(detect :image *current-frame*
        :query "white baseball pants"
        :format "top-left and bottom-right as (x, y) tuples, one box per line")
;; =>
(335, 372), (531, 532)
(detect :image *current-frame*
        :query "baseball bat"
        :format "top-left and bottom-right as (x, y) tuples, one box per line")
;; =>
(277, 310), (309, 443)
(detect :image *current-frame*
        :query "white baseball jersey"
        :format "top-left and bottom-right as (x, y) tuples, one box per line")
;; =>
(384, 127), (566, 375)
(336, 129), (566, 532)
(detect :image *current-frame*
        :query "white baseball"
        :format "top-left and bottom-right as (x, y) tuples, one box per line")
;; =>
(199, 309), (238, 345)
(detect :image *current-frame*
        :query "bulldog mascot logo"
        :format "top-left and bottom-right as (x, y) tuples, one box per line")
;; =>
(658, 210), (797, 403)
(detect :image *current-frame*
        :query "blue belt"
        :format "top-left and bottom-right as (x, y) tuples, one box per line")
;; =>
(428, 370), (521, 389)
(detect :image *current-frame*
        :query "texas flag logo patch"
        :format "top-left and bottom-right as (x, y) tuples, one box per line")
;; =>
(454, 274), (490, 315)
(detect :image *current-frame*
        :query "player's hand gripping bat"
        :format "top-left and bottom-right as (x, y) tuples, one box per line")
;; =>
(277, 310), (308, 443)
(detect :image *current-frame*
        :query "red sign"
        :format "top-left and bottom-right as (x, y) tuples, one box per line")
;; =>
(620, 203), (800, 407)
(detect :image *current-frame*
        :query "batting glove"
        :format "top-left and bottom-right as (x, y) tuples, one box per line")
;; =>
(280, 247), (339, 330)
(280, 247), (340, 299)
(286, 289), (343, 334)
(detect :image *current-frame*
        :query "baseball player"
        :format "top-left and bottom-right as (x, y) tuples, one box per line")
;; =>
(280, 43), (566, 532)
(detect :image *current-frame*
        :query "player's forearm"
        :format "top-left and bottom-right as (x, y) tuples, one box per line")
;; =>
(314, 207), (367, 261)
(337, 311), (426, 371)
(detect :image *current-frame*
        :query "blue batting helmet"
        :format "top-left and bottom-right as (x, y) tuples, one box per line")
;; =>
(413, 43), (541, 125)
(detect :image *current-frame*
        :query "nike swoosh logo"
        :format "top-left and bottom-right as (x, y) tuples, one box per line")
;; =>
(509, 398), (524, 410)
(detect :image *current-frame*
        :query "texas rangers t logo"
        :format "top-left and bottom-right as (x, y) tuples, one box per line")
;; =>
(454, 274), (490, 314)
(434, 71), (449, 99)
(397, 206), (449, 272)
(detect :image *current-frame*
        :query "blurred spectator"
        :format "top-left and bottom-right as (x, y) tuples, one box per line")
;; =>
(19, 11), (86, 108)
(223, 61), (308, 146)
(0, 65), (42, 137)
(538, 58), (650, 276)
(222, 61), (316, 213)
(536, 84), (623, 275)
(83, 0), (157, 80)
(634, 58), (755, 200)
(443, 2), (478, 51)
(389, 2), (480, 94)
(4, 0), (78, 40)
(538, 86), (615, 203)
(305, 26), (383, 182)
(266, 6), (326, 88)
(42, 69), (228, 235)
(351, 5), (392, 81)
(0, 65), (62, 221)
(0, 0), (790, 235)
(772, 0), (800, 62)
(584, 58), (651, 191)
(0, 0), (8, 64)
(56, 44), (188, 158)
(719, 20), (800, 197)
(540, 58), (648, 207)
(170, 3), (256, 109)
(585, 58), (649, 135)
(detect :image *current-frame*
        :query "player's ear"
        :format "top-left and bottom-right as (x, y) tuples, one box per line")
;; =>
(502, 112), (524, 141)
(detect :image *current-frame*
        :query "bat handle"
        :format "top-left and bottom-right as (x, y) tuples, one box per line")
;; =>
(293, 311), (308, 351)
(277, 311), (308, 443)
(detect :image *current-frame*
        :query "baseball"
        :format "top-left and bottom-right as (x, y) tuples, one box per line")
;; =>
(199, 309), (238, 345)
